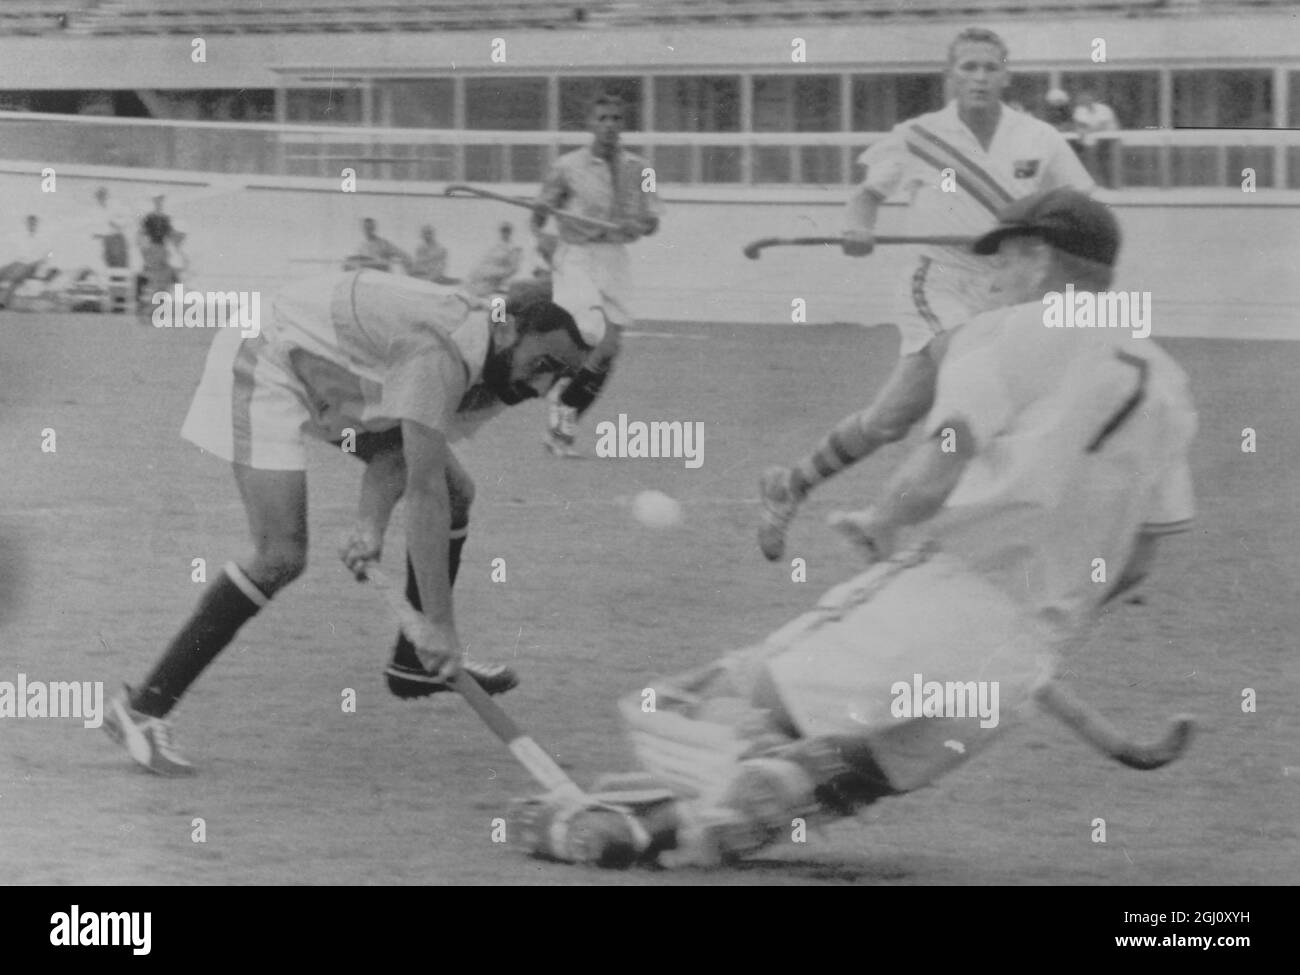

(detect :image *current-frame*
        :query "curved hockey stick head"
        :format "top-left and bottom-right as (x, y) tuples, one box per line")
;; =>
(1034, 679), (1195, 771)
(1113, 715), (1195, 770)
(743, 238), (777, 260)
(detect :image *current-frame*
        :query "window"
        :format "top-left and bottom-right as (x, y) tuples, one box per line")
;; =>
(1288, 71), (1300, 127)
(753, 75), (840, 131)
(1005, 73), (1049, 116)
(560, 77), (643, 131)
(285, 87), (363, 125)
(852, 74), (943, 131)
(653, 76), (740, 131)
(1173, 70), (1272, 128)
(376, 79), (455, 129)
(1060, 71), (1159, 129)
(466, 77), (547, 130)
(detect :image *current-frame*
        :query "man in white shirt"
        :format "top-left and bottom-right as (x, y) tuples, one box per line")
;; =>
(757, 27), (1095, 561)
(103, 271), (591, 775)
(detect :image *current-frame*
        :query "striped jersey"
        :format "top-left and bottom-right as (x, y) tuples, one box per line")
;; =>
(261, 270), (506, 443)
(923, 302), (1196, 636)
(860, 101), (1094, 274)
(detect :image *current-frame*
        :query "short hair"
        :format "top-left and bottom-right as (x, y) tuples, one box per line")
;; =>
(512, 298), (591, 351)
(589, 91), (626, 114)
(947, 28), (1009, 66)
(1051, 247), (1114, 292)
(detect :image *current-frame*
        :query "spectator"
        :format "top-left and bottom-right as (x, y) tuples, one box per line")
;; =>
(464, 222), (524, 297)
(138, 195), (185, 305)
(92, 186), (132, 273)
(1072, 83), (1119, 139)
(1043, 88), (1077, 135)
(345, 217), (412, 273)
(0, 215), (54, 309)
(410, 224), (457, 284)
(1072, 83), (1120, 186)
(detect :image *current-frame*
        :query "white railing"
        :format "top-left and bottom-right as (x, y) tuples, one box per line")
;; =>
(2, 110), (1298, 189)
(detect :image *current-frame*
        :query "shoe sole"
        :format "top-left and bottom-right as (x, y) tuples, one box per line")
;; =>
(543, 439), (582, 459)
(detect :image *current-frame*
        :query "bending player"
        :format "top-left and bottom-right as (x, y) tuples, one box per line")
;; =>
(103, 270), (589, 775)
(531, 92), (661, 457)
(512, 189), (1197, 867)
(758, 27), (1094, 560)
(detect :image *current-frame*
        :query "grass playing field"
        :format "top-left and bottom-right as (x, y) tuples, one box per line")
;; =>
(1, 308), (1296, 885)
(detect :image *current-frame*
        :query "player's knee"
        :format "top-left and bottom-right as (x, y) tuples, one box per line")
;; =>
(863, 386), (933, 444)
(250, 542), (307, 593)
(858, 410), (911, 445)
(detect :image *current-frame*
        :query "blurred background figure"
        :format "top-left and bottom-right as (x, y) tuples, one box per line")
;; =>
(464, 221), (523, 297)
(137, 194), (186, 308)
(1072, 83), (1120, 187)
(410, 223), (458, 284)
(0, 215), (54, 309)
(1043, 88), (1077, 136)
(345, 217), (412, 273)
(92, 185), (132, 272)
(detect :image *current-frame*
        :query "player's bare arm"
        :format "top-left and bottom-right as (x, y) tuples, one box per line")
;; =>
(843, 184), (883, 255)
(400, 417), (462, 678)
(340, 443), (407, 576)
(829, 416), (974, 561)
(532, 168), (570, 232)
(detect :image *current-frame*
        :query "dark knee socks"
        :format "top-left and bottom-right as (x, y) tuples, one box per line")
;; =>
(131, 563), (269, 718)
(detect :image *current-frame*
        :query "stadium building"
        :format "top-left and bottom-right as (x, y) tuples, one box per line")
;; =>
(0, 0), (1297, 189)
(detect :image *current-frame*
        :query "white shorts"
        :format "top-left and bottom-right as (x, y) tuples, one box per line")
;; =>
(181, 327), (316, 471)
(762, 550), (1054, 793)
(550, 241), (634, 346)
(894, 257), (997, 357)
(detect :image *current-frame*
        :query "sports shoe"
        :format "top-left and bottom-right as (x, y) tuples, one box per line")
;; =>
(543, 425), (581, 458)
(544, 383), (581, 458)
(757, 466), (802, 561)
(102, 685), (195, 777)
(385, 639), (518, 699)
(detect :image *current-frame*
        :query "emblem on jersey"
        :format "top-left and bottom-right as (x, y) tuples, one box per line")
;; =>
(1014, 159), (1041, 179)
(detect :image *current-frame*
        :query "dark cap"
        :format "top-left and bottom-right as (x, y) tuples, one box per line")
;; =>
(973, 188), (1120, 266)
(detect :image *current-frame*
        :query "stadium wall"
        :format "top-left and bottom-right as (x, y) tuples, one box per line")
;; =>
(2, 14), (1299, 89)
(1, 166), (1293, 340)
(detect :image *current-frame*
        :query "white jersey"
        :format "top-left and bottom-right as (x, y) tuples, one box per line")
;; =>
(860, 101), (1094, 276)
(922, 302), (1196, 638)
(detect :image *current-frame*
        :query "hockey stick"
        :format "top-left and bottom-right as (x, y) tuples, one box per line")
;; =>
(361, 564), (586, 800)
(1034, 679), (1195, 770)
(443, 183), (623, 234)
(742, 234), (976, 259)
